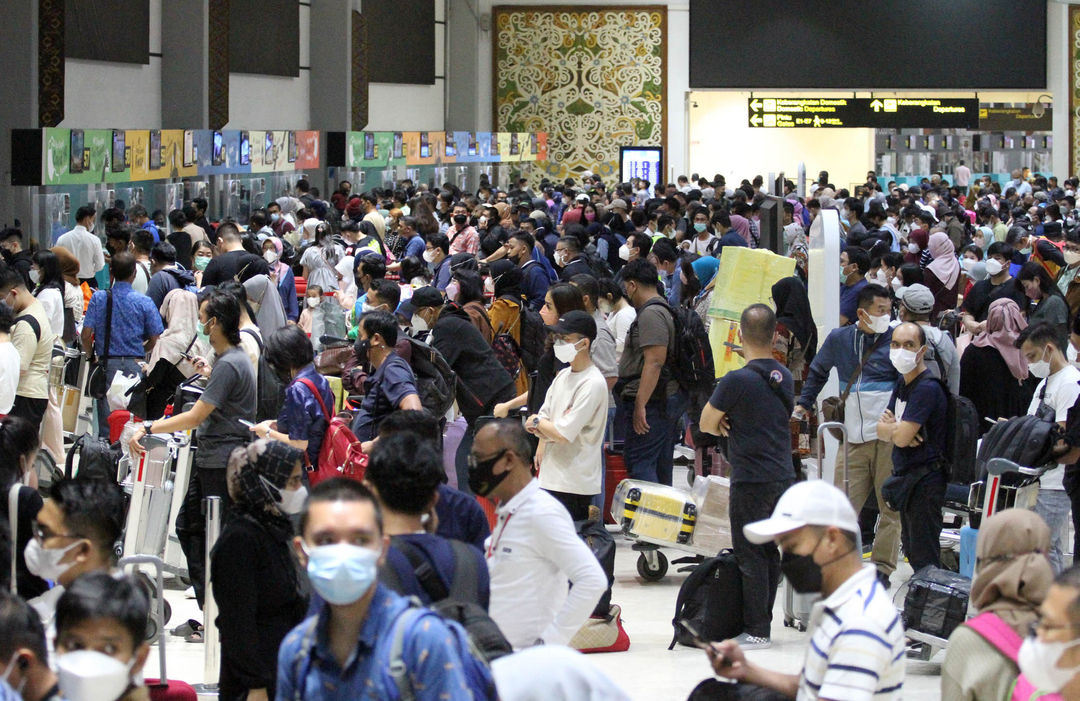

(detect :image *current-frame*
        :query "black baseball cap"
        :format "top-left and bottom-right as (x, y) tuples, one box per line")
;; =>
(546, 310), (597, 342)
(398, 286), (444, 317)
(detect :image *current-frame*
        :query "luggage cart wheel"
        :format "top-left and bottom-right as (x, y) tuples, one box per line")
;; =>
(636, 551), (668, 581)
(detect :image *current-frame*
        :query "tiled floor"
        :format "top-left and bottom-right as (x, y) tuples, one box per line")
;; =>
(150, 541), (945, 700)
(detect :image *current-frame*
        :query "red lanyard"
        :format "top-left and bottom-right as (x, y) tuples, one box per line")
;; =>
(486, 511), (515, 559)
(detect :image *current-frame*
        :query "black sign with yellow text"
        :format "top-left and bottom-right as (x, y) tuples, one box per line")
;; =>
(747, 97), (980, 129)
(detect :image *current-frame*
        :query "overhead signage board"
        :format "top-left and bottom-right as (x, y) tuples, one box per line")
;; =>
(747, 97), (979, 129)
(978, 104), (1052, 132)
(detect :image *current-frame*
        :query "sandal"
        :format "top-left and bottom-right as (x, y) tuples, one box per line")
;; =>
(170, 619), (202, 638)
(185, 630), (204, 644)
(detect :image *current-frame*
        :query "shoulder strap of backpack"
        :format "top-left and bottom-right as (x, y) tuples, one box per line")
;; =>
(290, 615), (321, 701)
(9, 484), (19, 593)
(445, 539), (481, 603)
(64, 434), (83, 479)
(296, 377), (331, 423)
(240, 327), (265, 352)
(743, 362), (795, 415)
(965, 612), (1023, 662)
(14, 313), (40, 344)
(389, 601), (425, 701)
(394, 540), (450, 603)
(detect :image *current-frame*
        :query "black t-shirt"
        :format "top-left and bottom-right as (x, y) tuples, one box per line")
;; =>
(963, 277), (1026, 321)
(707, 358), (794, 484)
(201, 250), (270, 288)
(887, 370), (948, 475)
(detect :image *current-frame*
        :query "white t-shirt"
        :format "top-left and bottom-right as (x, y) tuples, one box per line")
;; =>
(605, 304), (637, 363)
(35, 287), (64, 339)
(1028, 364), (1080, 490)
(685, 234), (716, 256)
(537, 364), (609, 495)
(0, 341), (21, 413)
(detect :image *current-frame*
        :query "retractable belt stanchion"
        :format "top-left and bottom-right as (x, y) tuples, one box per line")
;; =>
(192, 496), (222, 695)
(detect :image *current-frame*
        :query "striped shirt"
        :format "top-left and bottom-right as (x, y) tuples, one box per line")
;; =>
(799, 565), (905, 700)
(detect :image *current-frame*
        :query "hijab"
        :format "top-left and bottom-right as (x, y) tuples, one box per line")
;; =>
(51, 245), (80, 285)
(926, 232), (960, 288)
(275, 196), (300, 225)
(227, 439), (303, 540)
(265, 237), (291, 280)
(691, 256), (720, 289)
(493, 202), (514, 229)
(243, 274), (288, 337)
(147, 289), (202, 372)
(356, 220), (385, 256)
(971, 297), (1029, 381)
(971, 509), (1053, 636)
(490, 259), (523, 300)
(729, 215), (752, 246)
(772, 277), (817, 362)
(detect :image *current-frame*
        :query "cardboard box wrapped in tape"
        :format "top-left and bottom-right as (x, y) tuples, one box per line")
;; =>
(611, 479), (696, 544)
(689, 476), (732, 552)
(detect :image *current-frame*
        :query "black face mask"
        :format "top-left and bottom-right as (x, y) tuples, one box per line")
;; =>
(780, 533), (855, 594)
(454, 214), (468, 226)
(468, 450), (510, 497)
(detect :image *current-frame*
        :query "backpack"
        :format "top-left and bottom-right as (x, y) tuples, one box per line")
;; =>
(297, 377), (368, 485)
(639, 298), (715, 395)
(577, 518), (615, 617)
(491, 315), (523, 380)
(240, 329), (286, 422)
(64, 433), (121, 482)
(976, 410), (1061, 484)
(668, 550), (743, 649)
(946, 390), (980, 485)
(515, 303), (546, 374)
(403, 336), (457, 418)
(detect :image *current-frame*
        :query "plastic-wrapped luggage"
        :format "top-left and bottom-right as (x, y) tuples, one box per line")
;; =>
(611, 479), (696, 545)
(903, 566), (971, 639)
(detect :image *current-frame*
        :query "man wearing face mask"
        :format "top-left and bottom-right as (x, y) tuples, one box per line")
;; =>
(26, 478), (126, 644)
(472, 419), (606, 649)
(795, 285), (899, 588)
(53, 573), (151, 701)
(0, 591), (61, 701)
(1017, 323), (1080, 573)
(278, 478), (483, 698)
(697, 480), (905, 700)
(56, 205), (105, 288)
(838, 247), (870, 327)
(1011, 563), (1080, 697)
(423, 233), (452, 291)
(555, 236), (591, 281)
(962, 242), (1026, 334)
(526, 311), (609, 520)
(0, 229), (33, 288)
(348, 311), (422, 450)
(877, 322), (949, 572)
(447, 203), (479, 256)
(505, 232), (549, 311)
(1057, 229), (1080, 319)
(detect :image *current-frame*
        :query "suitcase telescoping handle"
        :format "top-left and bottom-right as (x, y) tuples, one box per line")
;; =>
(981, 458), (1046, 520)
(816, 422), (849, 496)
(118, 555), (168, 685)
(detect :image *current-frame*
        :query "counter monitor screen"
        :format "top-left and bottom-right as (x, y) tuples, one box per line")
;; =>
(620, 146), (663, 186)
(239, 132), (250, 166)
(111, 130), (126, 173)
(70, 130), (84, 174)
(420, 133), (430, 159)
(364, 132), (375, 161)
(212, 131), (224, 166)
(394, 132), (404, 159)
(288, 131), (297, 163)
(264, 133), (274, 163)
(183, 130), (194, 167)
(149, 130), (162, 171)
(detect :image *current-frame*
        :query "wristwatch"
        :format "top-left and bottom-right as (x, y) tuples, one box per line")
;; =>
(142, 420), (154, 435)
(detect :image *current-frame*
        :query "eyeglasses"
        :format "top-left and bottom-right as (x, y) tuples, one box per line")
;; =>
(31, 523), (81, 543)
(1030, 618), (1080, 637)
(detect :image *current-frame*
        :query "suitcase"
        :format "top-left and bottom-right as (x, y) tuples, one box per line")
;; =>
(119, 555), (197, 701)
(613, 479), (696, 545)
(903, 565), (971, 639)
(784, 421), (848, 632)
(603, 444), (628, 525)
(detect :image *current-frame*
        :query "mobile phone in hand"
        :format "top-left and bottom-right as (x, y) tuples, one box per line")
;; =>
(679, 619), (712, 650)
(238, 419), (255, 429)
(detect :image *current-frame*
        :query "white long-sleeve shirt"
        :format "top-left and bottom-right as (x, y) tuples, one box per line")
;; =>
(486, 479), (606, 648)
(55, 225), (105, 279)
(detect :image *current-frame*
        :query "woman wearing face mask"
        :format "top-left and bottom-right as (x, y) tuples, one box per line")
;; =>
(891, 263), (925, 317)
(141, 289), (204, 420)
(261, 237), (299, 322)
(923, 231), (961, 325)
(191, 239), (214, 288)
(959, 244), (986, 299)
(940, 509), (1053, 701)
(0, 416), (47, 598)
(487, 261), (530, 397)
(905, 227), (929, 266)
(449, 269), (493, 345)
(300, 222), (345, 294)
(51, 245), (86, 340)
(1057, 231), (1080, 320)
(243, 274), (288, 338)
(211, 439), (308, 701)
(1017, 261), (1070, 351)
(961, 298), (1036, 437)
(29, 250), (65, 339)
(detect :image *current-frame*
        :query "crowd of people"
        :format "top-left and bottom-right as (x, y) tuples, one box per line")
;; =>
(1, 165), (1080, 700)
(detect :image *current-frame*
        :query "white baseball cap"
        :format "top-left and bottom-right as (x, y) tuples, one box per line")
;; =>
(743, 481), (859, 545)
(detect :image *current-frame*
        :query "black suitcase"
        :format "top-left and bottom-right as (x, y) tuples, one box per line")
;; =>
(903, 565), (971, 638)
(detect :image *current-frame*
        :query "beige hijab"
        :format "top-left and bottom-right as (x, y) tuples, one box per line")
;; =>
(971, 509), (1053, 636)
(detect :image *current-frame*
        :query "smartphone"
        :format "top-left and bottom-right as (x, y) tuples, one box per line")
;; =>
(149, 130), (162, 170)
(237, 418), (255, 429)
(239, 131), (250, 166)
(420, 133), (430, 159)
(69, 129), (85, 173)
(111, 130), (126, 172)
(212, 131), (224, 166)
(183, 129), (194, 166)
(678, 620), (712, 651)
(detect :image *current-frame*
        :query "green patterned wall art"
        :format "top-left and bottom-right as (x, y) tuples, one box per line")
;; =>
(493, 6), (666, 185)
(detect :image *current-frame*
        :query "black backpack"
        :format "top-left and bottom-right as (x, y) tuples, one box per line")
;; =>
(404, 336), (458, 418)
(976, 411), (1061, 483)
(669, 550), (743, 649)
(576, 518), (615, 617)
(515, 303), (547, 374)
(64, 433), (121, 482)
(240, 330), (286, 422)
(639, 298), (716, 394)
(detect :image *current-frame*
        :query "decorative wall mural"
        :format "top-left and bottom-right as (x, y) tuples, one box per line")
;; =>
(493, 6), (666, 185)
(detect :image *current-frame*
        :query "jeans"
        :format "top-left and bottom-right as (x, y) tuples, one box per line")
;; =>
(900, 470), (945, 572)
(729, 479), (792, 638)
(621, 391), (688, 486)
(176, 468), (233, 609)
(94, 358), (142, 439)
(1035, 488), (1071, 574)
(840, 440), (900, 575)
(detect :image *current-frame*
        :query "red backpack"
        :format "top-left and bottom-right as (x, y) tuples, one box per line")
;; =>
(297, 377), (368, 485)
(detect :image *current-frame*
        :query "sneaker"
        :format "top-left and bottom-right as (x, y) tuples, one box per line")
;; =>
(733, 633), (771, 650)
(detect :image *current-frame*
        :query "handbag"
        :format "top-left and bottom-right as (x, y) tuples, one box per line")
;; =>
(569, 604), (631, 653)
(820, 332), (887, 439)
(86, 291), (113, 400)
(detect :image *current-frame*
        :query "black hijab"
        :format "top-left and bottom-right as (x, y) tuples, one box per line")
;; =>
(772, 276), (817, 362)
(490, 259), (523, 300)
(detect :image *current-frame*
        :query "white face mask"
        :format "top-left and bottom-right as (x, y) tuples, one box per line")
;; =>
(1029, 347), (1052, 379)
(23, 539), (80, 581)
(306, 297), (320, 309)
(553, 339), (583, 364)
(422, 249), (437, 264)
(863, 312), (890, 335)
(411, 314), (429, 333)
(985, 258), (1005, 276)
(28, 269), (40, 285)
(278, 486), (308, 515)
(1069, 343), (1080, 368)
(1018, 634), (1080, 693)
(889, 347), (920, 375)
(618, 244), (631, 261)
(2, 653), (27, 697)
(57, 650), (135, 701)
(875, 270), (888, 287)
(598, 300), (614, 315)
(890, 277), (903, 292)
(263, 250), (278, 265)
(907, 242), (920, 254)
(554, 251), (567, 268)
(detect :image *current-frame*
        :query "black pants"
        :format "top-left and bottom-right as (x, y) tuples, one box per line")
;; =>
(1065, 466), (1080, 559)
(9, 395), (47, 427)
(688, 679), (789, 701)
(729, 479), (791, 638)
(544, 489), (594, 521)
(176, 468), (232, 609)
(900, 471), (945, 572)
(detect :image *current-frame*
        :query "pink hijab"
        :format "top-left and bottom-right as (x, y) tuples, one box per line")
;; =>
(266, 237), (291, 280)
(729, 215), (752, 246)
(971, 298), (1029, 381)
(926, 232), (960, 288)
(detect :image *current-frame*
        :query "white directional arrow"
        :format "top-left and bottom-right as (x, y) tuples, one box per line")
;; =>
(870, 99), (883, 112)
(750, 99), (762, 112)
(750, 114), (763, 127)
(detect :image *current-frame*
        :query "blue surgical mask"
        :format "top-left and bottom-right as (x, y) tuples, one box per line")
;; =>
(303, 542), (380, 605)
(693, 222), (707, 233)
(197, 320), (211, 345)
